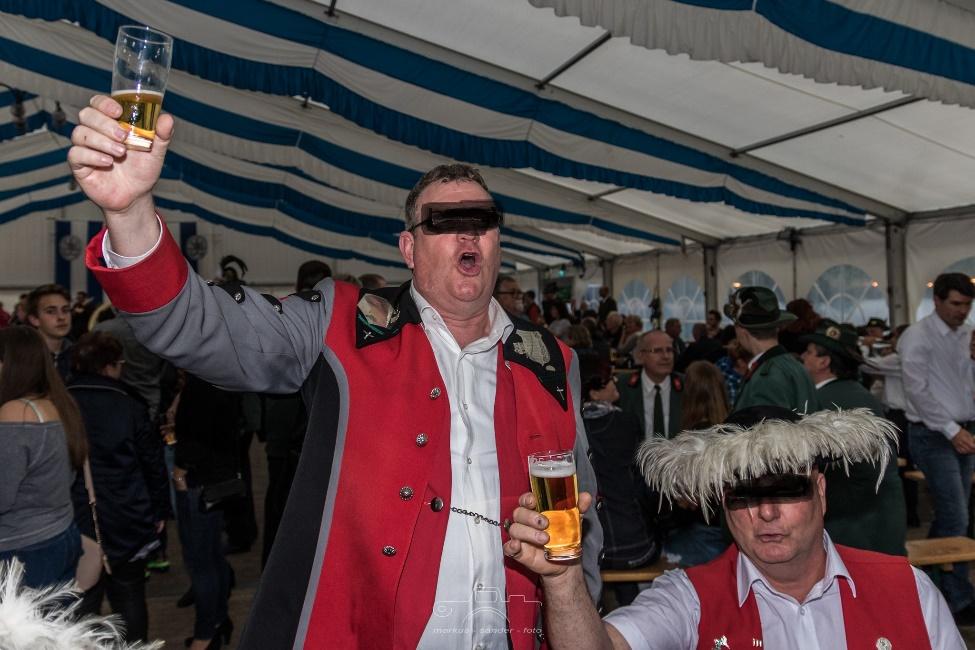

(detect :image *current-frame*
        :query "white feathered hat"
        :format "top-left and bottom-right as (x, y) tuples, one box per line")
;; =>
(637, 408), (898, 521)
(0, 559), (162, 650)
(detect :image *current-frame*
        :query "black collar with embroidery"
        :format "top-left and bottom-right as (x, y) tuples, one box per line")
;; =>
(355, 282), (567, 410)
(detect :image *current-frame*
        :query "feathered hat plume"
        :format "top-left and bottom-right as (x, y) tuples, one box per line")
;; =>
(0, 559), (162, 649)
(636, 409), (898, 521)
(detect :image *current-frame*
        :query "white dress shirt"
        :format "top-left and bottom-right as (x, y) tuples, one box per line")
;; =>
(899, 313), (975, 438)
(641, 372), (671, 439)
(412, 287), (514, 650)
(864, 353), (907, 411)
(814, 378), (836, 390)
(604, 533), (963, 650)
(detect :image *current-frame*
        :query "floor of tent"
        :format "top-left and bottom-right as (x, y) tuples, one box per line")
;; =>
(136, 443), (975, 648)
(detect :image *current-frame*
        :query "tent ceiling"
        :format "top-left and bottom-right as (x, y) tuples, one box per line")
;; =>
(0, 0), (974, 274)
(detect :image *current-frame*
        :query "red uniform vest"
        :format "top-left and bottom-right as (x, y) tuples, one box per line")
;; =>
(301, 282), (577, 649)
(686, 543), (930, 650)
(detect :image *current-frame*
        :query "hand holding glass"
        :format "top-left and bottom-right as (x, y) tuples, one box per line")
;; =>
(111, 25), (173, 151)
(528, 450), (582, 561)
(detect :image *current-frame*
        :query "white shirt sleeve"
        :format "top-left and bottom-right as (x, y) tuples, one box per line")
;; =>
(602, 569), (699, 649)
(913, 567), (966, 649)
(899, 324), (961, 438)
(100, 215), (164, 269)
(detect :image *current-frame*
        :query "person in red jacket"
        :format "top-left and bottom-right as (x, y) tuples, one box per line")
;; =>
(504, 407), (965, 650)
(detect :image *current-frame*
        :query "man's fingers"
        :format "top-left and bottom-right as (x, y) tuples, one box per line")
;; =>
(71, 124), (127, 158)
(579, 491), (593, 513)
(504, 539), (523, 558)
(78, 105), (129, 141)
(67, 145), (114, 171)
(89, 94), (123, 119)
(518, 491), (537, 509)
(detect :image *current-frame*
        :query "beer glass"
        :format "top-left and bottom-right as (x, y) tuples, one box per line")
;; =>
(528, 449), (581, 561)
(111, 25), (173, 151)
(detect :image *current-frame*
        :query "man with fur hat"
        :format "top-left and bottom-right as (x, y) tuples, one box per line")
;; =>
(727, 286), (818, 413)
(503, 408), (964, 649)
(801, 319), (906, 556)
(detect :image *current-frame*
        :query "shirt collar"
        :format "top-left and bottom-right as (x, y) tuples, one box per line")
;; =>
(410, 284), (513, 352)
(641, 371), (671, 391)
(736, 531), (854, 606)
(748, 349), (767, 370)
(815, 377), (837, 389)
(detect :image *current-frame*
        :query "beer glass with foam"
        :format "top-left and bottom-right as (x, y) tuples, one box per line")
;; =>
(112, 26), (173, 151)
(528, 450), (581, 561)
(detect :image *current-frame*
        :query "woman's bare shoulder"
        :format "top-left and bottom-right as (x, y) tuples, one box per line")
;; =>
(0, 399), (54, 423)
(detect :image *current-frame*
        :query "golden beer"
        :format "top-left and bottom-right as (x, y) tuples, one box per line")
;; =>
(528, 451), (581, 561)
(112, 90), (163, 151)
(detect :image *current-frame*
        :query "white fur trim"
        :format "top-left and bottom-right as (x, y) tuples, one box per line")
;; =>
(0, 559), (162, 649)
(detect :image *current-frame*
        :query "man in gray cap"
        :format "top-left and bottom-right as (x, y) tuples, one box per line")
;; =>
(726, 286), (818, 413)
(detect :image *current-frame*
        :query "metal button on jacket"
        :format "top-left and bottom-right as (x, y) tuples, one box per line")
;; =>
(430, 497), (444, 512)
(415, 433), (428, 447)
(429, 387), (441, 399)
(382, 545), (397, 556)
(399, 486), (414, 501)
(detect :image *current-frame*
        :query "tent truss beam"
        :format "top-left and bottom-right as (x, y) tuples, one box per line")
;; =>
(518, 226), (620, 258)
(536, 31), (612, 90)
(730, 96), (924, 158)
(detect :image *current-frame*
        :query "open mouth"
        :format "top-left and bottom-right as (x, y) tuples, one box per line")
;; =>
(458, 250), (481, 275)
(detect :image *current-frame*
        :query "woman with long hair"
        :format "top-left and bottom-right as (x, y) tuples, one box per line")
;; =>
(0, 326), (86, 588)
(679, 360), (730, 431)
(662, 360), (731, 567)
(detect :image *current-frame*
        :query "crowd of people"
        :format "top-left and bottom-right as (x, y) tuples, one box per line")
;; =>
(0, 90), (972, 649)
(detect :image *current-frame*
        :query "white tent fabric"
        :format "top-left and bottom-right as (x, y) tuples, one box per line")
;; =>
(1, 0), (975, 321)
(530, 0), (975, 108)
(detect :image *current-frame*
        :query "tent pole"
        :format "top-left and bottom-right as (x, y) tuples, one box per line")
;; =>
(885, 222), (909, 326)
(703, 245), (718, 315)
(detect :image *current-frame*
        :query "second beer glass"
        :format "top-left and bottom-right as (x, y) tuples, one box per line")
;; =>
(528, 449), (581, 561)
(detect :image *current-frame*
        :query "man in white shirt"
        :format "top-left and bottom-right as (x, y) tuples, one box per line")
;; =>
(617, 330), (682, 439)
(503, 408), (964, 650)
(67, 96), (601, 649)
(900, 272), (975, 623)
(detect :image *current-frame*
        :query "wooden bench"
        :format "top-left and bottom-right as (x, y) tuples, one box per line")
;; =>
(601, 558), (675, 584)
(907, 536), (975, 569)
(902, 469), (975, 484)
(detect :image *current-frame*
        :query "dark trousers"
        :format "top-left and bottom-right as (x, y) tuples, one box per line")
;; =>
(262, 452), (300, 567)
(77, 558), (149, 641)
(175, 487), (231, 640)
(223, 429), (257, 550)
(909, 422), (975, 612)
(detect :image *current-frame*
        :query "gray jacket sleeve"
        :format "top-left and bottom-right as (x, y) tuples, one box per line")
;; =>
(569, 350), (604, 602)
(122, 263), (330, 394)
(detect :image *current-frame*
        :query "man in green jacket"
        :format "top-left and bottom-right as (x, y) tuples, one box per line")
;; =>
(727, 286), (819, 414)
(801, 319), (907, 556)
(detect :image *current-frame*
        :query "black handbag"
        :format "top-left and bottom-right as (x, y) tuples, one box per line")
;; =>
(199, 474), (246, 513)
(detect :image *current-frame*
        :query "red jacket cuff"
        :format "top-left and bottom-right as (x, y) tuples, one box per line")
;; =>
(86, 218), (188, 313)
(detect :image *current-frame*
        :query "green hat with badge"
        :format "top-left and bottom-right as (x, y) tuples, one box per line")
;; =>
(865, 317), (888, 331)
(800, 319), (864, 364)
(724, 286), (796, 330)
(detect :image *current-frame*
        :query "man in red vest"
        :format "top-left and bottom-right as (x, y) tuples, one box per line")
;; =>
(68, 96), (602, 649)
(505, 408), (964, 649)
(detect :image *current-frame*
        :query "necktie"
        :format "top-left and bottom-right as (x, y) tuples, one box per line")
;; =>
(653, 384), (665, 437)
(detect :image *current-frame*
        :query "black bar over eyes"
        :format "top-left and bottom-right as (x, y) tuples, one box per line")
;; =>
(724, 473), (813, 509)
(409, 201), (503, 235)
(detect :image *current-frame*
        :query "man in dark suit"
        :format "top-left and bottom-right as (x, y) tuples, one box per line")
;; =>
(596, 285), (617, 324)
(618, 330), (683, 439)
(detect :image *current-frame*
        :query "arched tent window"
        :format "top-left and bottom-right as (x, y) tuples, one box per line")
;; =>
(664, 276), (705, 340)
(915, 256), (975, 326)
(733, 271), (786, 308)
(618, 280), (653, 331)
(807, 264), (887, 326)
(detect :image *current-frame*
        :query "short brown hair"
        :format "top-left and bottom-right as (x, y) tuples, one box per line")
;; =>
(403, 164), (490, 228)
(26, 284), (70, 317)
(72, 331), (124, 376)
(680, 360), (729, 430)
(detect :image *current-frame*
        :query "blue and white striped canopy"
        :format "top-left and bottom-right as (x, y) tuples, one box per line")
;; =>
(2, 0), (974, 273)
